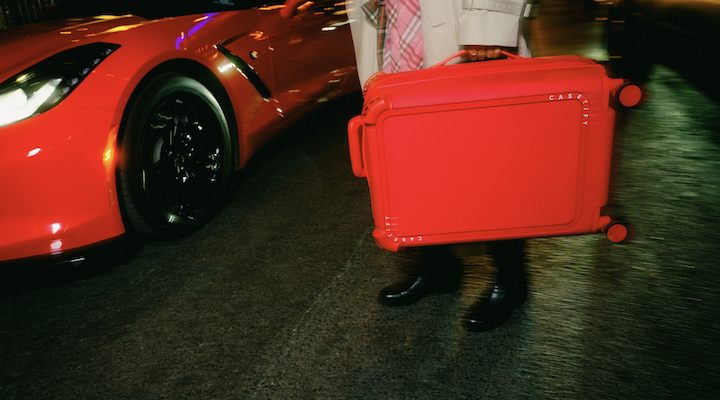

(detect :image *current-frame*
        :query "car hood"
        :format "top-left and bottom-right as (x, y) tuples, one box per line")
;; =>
(0, 15), (148, 79)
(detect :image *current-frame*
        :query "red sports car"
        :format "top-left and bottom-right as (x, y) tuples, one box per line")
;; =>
(0, 0), (359, 265)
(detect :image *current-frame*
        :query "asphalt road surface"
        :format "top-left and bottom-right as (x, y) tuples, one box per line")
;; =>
(2, 1), (719, 399)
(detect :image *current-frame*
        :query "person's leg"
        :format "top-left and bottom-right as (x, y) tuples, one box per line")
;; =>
(378, 245), (461, 306)
(462, 239), (527, 331)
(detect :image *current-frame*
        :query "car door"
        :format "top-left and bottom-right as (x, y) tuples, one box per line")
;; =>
(257, 0), (356, 116)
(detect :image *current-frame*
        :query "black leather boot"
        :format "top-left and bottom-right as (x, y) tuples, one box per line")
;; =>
(378, 245), (461, 306)
(463, 239), (527, 332)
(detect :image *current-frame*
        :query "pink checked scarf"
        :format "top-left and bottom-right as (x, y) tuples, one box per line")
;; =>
(383, 0), (423, 72)
(364, 0), (424, 73)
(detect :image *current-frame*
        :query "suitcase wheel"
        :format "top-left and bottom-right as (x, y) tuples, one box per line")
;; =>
(610, 79), (644, 108)
(617, 84), (643, 108)
(602, 221), (630, 243)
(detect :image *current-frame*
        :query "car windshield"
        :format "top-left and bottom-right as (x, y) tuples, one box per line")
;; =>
(43, 0), (278, 20)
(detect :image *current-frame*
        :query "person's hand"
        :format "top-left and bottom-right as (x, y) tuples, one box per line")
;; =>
(466, 45), (502, 61)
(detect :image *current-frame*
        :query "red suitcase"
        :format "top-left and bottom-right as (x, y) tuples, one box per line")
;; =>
(348, 51), (640, 252)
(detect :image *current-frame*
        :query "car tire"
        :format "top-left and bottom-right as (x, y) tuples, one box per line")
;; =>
(118, 73), (234, 238)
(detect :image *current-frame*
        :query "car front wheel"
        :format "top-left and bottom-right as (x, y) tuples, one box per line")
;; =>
(118, 74), (234, 238)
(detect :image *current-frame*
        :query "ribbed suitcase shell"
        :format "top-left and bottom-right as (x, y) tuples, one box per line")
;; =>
(348, 55), (637, 252)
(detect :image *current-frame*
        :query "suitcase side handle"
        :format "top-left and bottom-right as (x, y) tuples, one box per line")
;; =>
(347, 115), (367, 178)
(430, 49), (522, 68)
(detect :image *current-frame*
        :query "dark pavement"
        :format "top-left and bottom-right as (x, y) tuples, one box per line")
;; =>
(2, 1), (719, 399)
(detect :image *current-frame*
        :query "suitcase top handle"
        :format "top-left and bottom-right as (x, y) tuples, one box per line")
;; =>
(363, 50), (522, 93)
(430, 50), (523, 69)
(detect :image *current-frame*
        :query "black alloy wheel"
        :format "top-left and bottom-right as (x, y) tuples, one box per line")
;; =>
(118, 74), (234, 238)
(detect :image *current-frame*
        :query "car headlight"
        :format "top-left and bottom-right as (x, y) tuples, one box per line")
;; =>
(0, 42), (121, 127)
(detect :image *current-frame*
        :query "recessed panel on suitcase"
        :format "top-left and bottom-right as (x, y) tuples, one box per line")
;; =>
(382, 99), (582, 236)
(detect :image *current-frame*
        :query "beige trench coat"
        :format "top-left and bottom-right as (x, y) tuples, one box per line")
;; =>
(346, 0), (531, 84)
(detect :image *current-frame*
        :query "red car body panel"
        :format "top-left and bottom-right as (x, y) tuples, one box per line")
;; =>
(0, 1), (358, 263)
